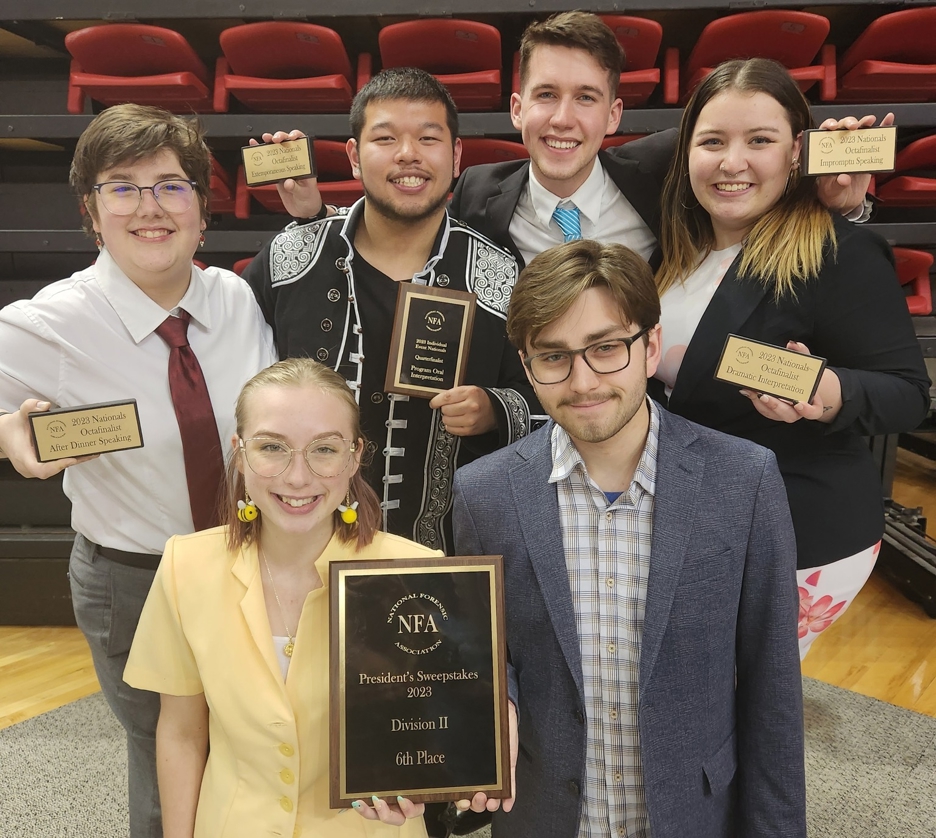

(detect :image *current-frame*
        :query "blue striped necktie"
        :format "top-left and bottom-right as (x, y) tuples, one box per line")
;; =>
(552, 204), (582, 242)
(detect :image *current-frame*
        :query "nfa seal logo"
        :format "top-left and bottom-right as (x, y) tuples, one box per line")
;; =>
(46, 420), (67, 439)
(387, 592), (448, 655)
(819, 137), (834, 155)
(251, 151), (264, 166)
(734, 344), (753, 364)
(424, 310), (444, 332)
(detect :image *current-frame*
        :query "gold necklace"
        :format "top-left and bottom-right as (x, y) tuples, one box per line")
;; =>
(259, 546), (295, 658)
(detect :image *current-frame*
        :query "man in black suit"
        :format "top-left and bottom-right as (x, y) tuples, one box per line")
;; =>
(449, 11), (884, 271)
(450, 11), (671, 270)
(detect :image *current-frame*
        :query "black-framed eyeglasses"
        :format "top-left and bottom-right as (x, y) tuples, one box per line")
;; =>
(523, 326), (653, 385)
(92, 179), (198, 215)
(239, 436), (357, 478)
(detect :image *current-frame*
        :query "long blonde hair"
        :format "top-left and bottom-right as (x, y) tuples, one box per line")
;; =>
(223, 359), (380, 553)
(657, 58), (836, 300)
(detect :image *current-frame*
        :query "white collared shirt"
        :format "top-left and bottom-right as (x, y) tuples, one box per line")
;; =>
(0, 249), (276, 554)
(509, 159), (658, 267)
(550, 399), (659, 838)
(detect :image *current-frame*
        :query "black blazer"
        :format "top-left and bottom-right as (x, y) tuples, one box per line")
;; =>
(449, 129), (677, 269)
(661, 214), (930, 568)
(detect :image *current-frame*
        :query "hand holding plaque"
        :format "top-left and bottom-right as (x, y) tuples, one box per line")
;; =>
(29, 399), (143, 462)
(386, 284), (477, 400)
(329, 556), (511, 807)
(802, 126), (897, 176)
(241, 136), (317, 187)
(715, 335), (826, 405)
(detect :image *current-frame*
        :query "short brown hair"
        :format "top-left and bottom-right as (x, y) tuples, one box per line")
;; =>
(507, 240), (660, 352)
(223, 358), (380, 553)
(518, 12), (623, 98)
(69, 103), (211, 237)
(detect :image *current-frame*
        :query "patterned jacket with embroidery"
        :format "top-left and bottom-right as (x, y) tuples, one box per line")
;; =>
(243, 200), (538, 552)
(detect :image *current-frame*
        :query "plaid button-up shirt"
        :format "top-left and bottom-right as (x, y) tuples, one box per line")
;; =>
(549, 400), (659, 838)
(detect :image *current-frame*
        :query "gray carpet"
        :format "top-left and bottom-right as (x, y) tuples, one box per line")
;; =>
(1, 678), (934, 837)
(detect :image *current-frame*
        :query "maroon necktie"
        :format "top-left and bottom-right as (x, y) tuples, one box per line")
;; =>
(155, 310), (225, 531)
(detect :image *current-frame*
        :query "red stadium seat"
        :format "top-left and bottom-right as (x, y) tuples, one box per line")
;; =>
(601, 134), (648, 151)
(235, 140), (363, 219)
(65, 24), (213, 114)
(876, 134), (936, 208)
(663, 11), (833, 105)
(215, 22), (364, 113)
(893, 248), (934, 316)
(599, 16), (662, 107)
(459, 139), (529, 170)
(378, 19), (501, 111)
(209, 156), (236, 216)
(834, 8), (936, 103)
(232, 257), (255, 277)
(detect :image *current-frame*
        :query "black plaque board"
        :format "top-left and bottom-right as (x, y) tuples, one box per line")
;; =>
(329, 556), (510, 807)
(385, 284), (476, 400)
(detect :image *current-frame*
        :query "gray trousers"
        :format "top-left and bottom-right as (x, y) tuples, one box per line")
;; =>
(69, 533), (162, 838)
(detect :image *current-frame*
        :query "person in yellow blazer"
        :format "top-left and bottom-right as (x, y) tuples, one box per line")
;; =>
(124, 358), (439, 838)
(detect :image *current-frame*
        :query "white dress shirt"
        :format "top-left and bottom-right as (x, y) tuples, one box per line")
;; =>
(0, 249), (276, 554)
(550, 399), (659, 838)
(509, 159), (658, 267)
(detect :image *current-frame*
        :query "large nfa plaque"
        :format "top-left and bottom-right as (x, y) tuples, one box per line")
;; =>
(385, 284), (476, 399)
(329, 556), (510, 807)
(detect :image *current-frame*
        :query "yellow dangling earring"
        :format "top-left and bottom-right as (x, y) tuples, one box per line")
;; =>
(237, 492), (258, 523)
(337, 490), (358, 525)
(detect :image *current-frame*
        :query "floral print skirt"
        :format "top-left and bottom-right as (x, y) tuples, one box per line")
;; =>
(797, 541), (881, 660)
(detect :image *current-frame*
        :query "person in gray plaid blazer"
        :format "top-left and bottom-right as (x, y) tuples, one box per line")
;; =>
(452, 240), (806, 838)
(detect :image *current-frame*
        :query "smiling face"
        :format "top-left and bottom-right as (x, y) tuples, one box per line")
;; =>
(87, 148), (205, 305)
(346, 98), (461, 224)
(511, 44), (623, 199)
(524, 285), (660, 451)
(236, 384), (361, 543)
(688, 89), (802, 249)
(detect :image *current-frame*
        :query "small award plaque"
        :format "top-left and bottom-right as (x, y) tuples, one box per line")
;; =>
(802, 126), (897, 176)
(385, 284), (476, 399)
(714, 335), (826, 404)
(29, 399), (143, 462)
(329, 556), (511, 807)
(240, 136), (316, 186)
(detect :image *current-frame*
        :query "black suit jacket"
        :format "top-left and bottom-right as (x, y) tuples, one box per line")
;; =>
(449, 129), (677, 269)
(662, 214), (930, 568)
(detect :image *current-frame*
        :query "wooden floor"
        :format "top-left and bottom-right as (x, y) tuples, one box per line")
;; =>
(3, 447), (936, 729)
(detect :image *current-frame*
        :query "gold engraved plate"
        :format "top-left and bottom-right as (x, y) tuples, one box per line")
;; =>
(802, 126), (897, 176)
(714, 335), (826, 404)
(29, 399), (144, 462)
(241, 136), (317, 186)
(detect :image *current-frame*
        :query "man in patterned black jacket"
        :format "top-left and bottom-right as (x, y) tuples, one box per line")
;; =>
(243, 68), (538, 554)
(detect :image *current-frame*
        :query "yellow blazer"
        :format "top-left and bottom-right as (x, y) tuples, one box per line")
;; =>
(124, 526), (440, 838)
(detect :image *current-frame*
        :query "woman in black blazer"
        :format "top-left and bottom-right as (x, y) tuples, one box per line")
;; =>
(653, 58), (929, 658)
